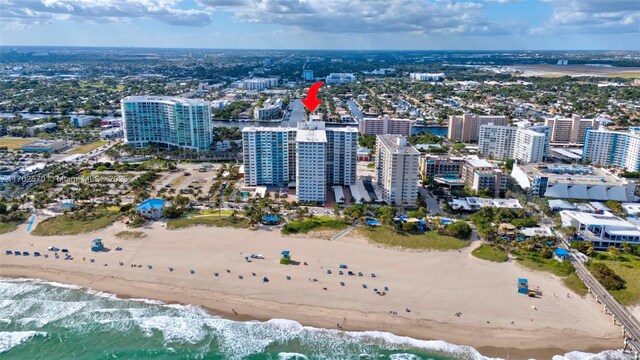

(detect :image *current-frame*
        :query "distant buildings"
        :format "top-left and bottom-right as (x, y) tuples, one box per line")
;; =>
(419, 155), (465, 179)
(477, 121), (550, 163)
(410, 73), (445, 81)
(241, 121), (357, 203)
(375, 135), (419, 206)
(582, 129), (640, 171)
(122, 96), (213, 152)
(26, 122), (57, 137)
(21, 139), (68, 153)
(325, 73), (356, 84)
(239, 78), (279, 91)
(359, 115), (412, 137)
(303, 70), (314, 81)
(544, 115), (597, 145)
(449, 197), (522, 211)
(460, 158), (507, 197)
(100, 128), (123, 139)
(71, 115), (96, 127)
(253, 99), (283, 120)
(447, 114), (508, 143)
(511, 163), (637, 201)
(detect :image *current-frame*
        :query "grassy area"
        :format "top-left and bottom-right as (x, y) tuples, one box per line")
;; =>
(195, 209), (234, 216)
(166, 216), (249, 230)
(366, 163), (375, 169)
(589, 254), (640, 305)
(281, 216), (348, 235)
(115, 230), (147, 239)
(0, 222), (18, 235)
(563, 273), (589, 297)
(516, 253), (575, 277)
(0, 137), (38, 150)
(31, 211), (121, 236)
(68, 140), (108, 154)
(356, 226), (470, 251)
(472, 243), (508, 262)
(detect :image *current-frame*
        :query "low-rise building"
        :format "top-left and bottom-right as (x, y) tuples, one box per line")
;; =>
(325, 73), (356, 84)
(135, 198), (166, 220)
(511, 163), (637, 201)
(449, 197), (522, 211)
(560, 210), (640, 249)
(21, 140), (68, 153)
(71, 115), (97, 127)
(253, 99), (282, 120)
(409, 73), (445, 81)
(26, 122), (57, 137)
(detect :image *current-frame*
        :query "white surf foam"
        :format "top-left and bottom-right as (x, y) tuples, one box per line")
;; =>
(554, 350), (634, 360)
(278, 352), (310, 360)
(0, 331), (46, 353)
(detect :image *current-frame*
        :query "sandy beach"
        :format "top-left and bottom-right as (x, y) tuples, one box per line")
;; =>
(0, 220), (624, 358)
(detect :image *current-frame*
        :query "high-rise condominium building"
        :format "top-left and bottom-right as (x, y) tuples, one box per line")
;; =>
(447, 114), (508, 143)
(583, 129), (640, 171)
(122, 96), (212, 151)
(359, 115), (412, 137)
(409, 73), (445, 81)
(477, 122), (550, 163)
(544, 115), (597, 145)
(239, 78), (279, 91)
(303, 70), (314, 81)
(375, 135), (420, 206)
(241, 121), (358, 203)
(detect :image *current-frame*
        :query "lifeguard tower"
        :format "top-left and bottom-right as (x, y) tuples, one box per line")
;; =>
(280, 250), (291, 265)
(91, 239), (104, 252)
(518, 278), (528, 294)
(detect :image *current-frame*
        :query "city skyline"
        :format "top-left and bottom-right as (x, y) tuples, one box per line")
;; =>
(1, 0), (639, 50)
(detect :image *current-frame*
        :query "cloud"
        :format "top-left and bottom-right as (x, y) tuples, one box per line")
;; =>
(0, 0), (212, 28)
(534, 0), (640, 34)
(198, 0), (513, 35)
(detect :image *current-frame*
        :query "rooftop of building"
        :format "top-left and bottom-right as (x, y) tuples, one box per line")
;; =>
(586, 129), (640, 138)
(122, 96), (209, 105)
(515, 163), (629, 185)
(136, 198), (166, 211)
(377, 135), (419, 155)
(561, 210), (639, 229)
(296, 128), (327, 143)
(241, 126), (295, 133)
(465, 158), (496, 169)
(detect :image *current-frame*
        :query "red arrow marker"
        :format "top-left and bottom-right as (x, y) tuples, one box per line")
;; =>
(301, 81), (324, 112)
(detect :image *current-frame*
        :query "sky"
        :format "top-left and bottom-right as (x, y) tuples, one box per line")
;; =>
(0, 0), (639, 50)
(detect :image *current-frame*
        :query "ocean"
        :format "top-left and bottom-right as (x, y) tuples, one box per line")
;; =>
(0, 278), (631, 360)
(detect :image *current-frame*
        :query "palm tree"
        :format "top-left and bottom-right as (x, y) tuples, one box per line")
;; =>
(608, 246), (619, 260)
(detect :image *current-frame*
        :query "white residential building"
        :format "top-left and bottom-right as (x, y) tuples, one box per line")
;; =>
(560, 210), (640, 249)
(122, 96), (213, 151)
(296, 122), (327, 203)
(409, 73), (445, 81)
(253, 99), (282, 120)
(325, 73), (356, 84)
(376, 135), (420, 206)
(582, 129), (640, 172)
(478, 122), (550, 162)
(239, 78), (279, 91)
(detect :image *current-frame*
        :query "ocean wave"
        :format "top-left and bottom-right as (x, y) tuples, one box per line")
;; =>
(0, 278), (632, 360)
(0, 331), (46, 353)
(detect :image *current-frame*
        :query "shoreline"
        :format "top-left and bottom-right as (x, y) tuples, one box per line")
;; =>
(0, 265), (621, 359)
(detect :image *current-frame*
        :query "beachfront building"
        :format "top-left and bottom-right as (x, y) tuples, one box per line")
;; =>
(242, 127), (296, 187)
(122, 96), (213, 151)
(461, 158), (507, 197)
(419, 155), (465, 179)
(582, 129), (640, 171)
(239, 78), (279, 91)
(477, 122), (550, 163)
(447, 114), (508, 143)
(135, 198), (166, 220)
(560, 210), (640, 249)
(296, 122), (327, 202)
(253, 99), (283, 120)
(409, 73), (445, 82)
(359, 115), (412, 137)
(325, 73), (356, 84)
(375, 135), (420, 206)
(544, 115), (597, 145)
(241, 121), (358, 203)
(511, 163), (637, 201)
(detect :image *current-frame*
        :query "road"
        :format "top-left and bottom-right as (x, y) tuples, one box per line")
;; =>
(569, 249), (640, 355)
(418, 186), (445, 216)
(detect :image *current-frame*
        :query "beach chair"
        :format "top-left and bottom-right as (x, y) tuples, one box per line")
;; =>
(90, 258), (95, 263)
(115, 247), (123, 251)
(362, 284), (367, 289)
(34, 252), (41, 257)
(338, 271), (344, 275)
(119, 262), (124, 266)
(169, 267), (174, 272)
(384, 286), (389, 291)
(340, 282), (345, 286)
(148, 265), (153, 269)
(14, 251), (21, 256)
(312, 278), (318, 282)
(214, 272), (218, 277)
(371, 273), (377, 278)
(61, 249), (69, 253)
(347, 271), (354, 276)
(339, 264), (348, 269)
(358, 272), (363, 277)
(239, 275), (244, 279)
(23, 252), (30, 256)
(327, 270), (332, 274)
(286, 276), (291, 280)
(263, 277), (269, 283)
(5, 250), (11, 255)
(373, 288), (378, 292)
(190, 270), (195, 274)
